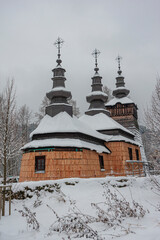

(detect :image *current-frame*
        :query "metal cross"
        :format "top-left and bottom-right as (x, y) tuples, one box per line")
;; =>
(116, 55), (122, 71)
(92, 49), (100, 68)
(54, 37), (64, 58)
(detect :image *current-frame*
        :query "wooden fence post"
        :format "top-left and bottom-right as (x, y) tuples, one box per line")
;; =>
(0, 185), (12, 219)
(9, 186), (11, 216)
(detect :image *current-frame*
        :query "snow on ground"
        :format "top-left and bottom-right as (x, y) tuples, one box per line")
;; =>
(0, 176), (160, 240)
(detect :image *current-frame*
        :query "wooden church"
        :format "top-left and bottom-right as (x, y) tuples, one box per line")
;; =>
(19, 39), (144, 182)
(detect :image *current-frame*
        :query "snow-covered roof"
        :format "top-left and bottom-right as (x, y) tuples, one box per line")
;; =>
(48, 103), (72, 106)
(79, 113), (134, 136)
(106, 97), (134, 106)
(30, 112), (109, 142)
(85, 108), (109, 113)
(92, 72), (101, 77)
(46, 86), (69, 93)
(87, 91), (108, 98)
(113, 86), (126, 90)
(107, 135), (141, 146)
(21, 138), (110, 153)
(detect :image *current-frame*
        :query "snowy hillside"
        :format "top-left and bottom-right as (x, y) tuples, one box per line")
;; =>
(0, 176), (160, 240)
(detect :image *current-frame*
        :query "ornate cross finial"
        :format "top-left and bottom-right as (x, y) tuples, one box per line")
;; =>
(116, 55), (122, 74)
(54, 37), (64, 59)
(92, 49), (100, 69)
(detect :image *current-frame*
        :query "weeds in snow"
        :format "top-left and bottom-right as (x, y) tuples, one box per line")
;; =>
(46, 204), (103, 240)
(45, 185), (146, 239)
(16, 205), (40, 231)
(33, 191), (42, 208)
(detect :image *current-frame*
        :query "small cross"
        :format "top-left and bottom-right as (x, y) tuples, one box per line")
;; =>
(54, 37), (64, 58)
(116, 55), (122, 71)
(92, 49), (100, 68)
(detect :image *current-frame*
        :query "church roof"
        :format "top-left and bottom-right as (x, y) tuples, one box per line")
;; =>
(22, 111), (111, 153)
(106, 96), (134, 106)
(21, 138), (109, 153)
(30, 112), (109, 141)
(107, 135), (141, 146)
(79, 112), (134, 136)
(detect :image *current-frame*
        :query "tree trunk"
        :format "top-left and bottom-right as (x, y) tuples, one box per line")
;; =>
(2, 155), (6, 216)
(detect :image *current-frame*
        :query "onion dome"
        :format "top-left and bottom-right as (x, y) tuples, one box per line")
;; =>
(112, 55), (130, 98)
(85, 49), (110, 116)
(46, 37), (73, 117)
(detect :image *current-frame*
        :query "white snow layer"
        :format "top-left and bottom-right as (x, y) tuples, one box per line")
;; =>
(85, 108), (110, 113)
(30, 112), (108, 142)
(47, 86), (70, 93)
(21, 138), (110, 153)
(79, 113), (134, 136)
(107, 135), (141, 146)
(0, 176), (160, 240)
(106, 96), (134, 106)
(87, 91), (108, 97)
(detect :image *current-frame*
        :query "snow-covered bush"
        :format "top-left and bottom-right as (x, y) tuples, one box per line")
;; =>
(46, 186), (146, 239)
(16, 205), (40, 231)
(47, 204), (103, 240)
(11, 183), (61, 200)
(94, 187), (146, 222)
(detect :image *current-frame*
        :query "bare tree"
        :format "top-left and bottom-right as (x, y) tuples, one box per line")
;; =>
(0, 79), (22, 215)
(103, 85), (113, 101)
(144, 76), (160, 173)
(35, 96), (50, 123)
(35, 96), (80, 123)
(18, 104), (32, 146)
(0, 79), (21, 179)
(69, 99), (80, 117)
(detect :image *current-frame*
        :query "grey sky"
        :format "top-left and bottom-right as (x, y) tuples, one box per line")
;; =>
(0, 0), (160, 123)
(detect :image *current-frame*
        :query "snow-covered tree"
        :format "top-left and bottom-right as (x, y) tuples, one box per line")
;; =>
(0, 79), (22, 216)
(144, 76), (160, 173)
(0, 79), (21, 180)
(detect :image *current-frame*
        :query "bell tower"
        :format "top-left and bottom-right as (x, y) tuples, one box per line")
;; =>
(106, 55), (139, 129)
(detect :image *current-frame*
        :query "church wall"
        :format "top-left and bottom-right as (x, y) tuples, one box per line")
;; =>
(19, 142), (144, 182)
(111, 115), (139, 129)
(104, 142), (143, 176)
(19, 149), (108, 182)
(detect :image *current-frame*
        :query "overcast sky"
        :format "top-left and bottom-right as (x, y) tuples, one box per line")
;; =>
(0, 0), (160, 123)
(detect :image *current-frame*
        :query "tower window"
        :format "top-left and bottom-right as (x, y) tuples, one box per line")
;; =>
(35, 156), (45, 172)
(135, 149), (139, 160)
(128, 148), (133, 160)
(99, 155), (105, 170)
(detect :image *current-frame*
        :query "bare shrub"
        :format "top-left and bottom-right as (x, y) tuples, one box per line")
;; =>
(46, 204), (103, 240)
(16, 205), (40, 231)
(97, 187), (146, 221)
(33, 191), (42, 208)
